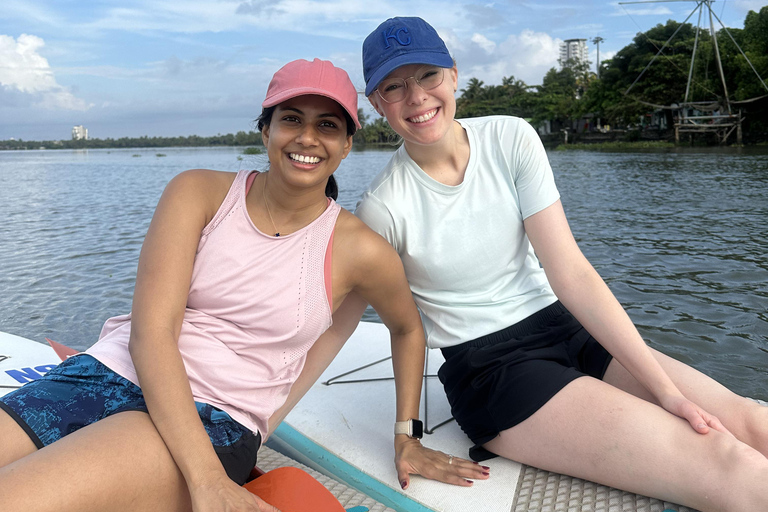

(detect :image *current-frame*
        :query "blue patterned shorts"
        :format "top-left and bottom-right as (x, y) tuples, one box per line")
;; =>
(0, 354), (260, 485)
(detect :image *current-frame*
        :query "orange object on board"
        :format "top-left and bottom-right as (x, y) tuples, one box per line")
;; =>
(46, 338), (79, 361)
(244, 466), (345, 512)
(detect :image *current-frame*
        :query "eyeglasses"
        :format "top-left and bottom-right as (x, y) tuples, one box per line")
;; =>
(375, 66), (445, 104)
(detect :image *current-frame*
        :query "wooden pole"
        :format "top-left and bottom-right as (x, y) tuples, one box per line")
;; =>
(708, 0), (731, 114)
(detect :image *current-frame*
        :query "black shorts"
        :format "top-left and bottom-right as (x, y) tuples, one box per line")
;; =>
(438, 301), (612, 460)
(0, 354), (261, 485)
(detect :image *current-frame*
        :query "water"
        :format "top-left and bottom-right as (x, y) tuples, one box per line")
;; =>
(0, 145), (766, 400)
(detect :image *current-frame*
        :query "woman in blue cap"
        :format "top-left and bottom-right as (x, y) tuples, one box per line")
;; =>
(356, 16), (768, 511)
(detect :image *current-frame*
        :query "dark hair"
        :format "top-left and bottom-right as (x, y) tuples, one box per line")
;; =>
(256, 104), (356, 201)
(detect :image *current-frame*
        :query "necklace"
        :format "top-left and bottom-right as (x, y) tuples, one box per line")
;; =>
(263, 177), (281, 236)
(262, 175), (327, 237)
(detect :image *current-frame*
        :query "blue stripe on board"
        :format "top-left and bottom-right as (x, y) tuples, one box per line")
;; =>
(270, 423), (434, 512)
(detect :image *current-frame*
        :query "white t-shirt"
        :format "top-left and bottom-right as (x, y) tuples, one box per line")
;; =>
(356, 116), (560, 348)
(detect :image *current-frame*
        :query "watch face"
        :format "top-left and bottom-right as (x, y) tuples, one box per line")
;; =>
(412, 419), (424, 438)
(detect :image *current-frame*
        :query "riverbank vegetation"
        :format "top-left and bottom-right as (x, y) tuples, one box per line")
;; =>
(3, 7), (765, 151)
(0, 131), (264, 151)
(355, 6), (768, 146)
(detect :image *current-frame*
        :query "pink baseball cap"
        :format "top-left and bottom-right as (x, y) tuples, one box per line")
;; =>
(262, 58), (361, 130)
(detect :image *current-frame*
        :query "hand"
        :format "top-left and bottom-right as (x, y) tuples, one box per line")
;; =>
(659, 393), (732, 436)
(190, 473), (281, 512)
(394, 437), (490, 490)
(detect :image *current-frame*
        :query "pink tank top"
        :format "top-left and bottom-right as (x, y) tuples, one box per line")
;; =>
(87, 169), (340, 439)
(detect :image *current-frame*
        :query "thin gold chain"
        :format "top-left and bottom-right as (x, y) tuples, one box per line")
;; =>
(262, 174), (328, 237)
(262, 175), (281, 236)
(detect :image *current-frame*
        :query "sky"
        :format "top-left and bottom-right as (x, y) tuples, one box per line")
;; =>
(1, 0), (764, 141)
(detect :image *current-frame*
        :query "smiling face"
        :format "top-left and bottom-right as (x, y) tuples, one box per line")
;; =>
(369, 64), (458, 149)
(262, 94), (353, 192)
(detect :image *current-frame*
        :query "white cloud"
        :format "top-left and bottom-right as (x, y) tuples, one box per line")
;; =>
(0, 34), (90, 111)
(79, 0), (382, 37)
(610, 6), (673, 17)
(446, 28), (561, 86)
(471, 33), (496, 54)
(733, 0), (767, 12)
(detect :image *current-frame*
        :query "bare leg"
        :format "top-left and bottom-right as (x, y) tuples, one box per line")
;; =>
(483, 377), (768, 512)
(604, 347), (768, 456)
(0, 411), (192, 512)
(0, 408), (37, 467)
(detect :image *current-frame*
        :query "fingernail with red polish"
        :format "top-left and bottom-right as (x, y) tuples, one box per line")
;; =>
(466, 479), (474, 484)
(482, 466), (490, 470)
(401, 480), (408, 490)
(482, 471), (490, 476)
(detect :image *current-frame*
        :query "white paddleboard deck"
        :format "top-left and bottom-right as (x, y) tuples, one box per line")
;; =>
(0, 331), (61, 398)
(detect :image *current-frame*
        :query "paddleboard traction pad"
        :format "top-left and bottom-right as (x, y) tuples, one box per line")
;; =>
(511, 464), (696, 512)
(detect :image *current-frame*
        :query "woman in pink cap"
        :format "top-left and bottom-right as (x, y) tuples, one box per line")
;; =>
(0, 58), (487, 512)
(355, 16), (768, 512)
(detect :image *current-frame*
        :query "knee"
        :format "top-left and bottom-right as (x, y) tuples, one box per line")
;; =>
(707, 435), (768, 511)
(711, 430), (764, 469)
(741, 400), (768, 455)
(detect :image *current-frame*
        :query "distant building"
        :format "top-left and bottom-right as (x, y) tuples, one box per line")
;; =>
(559, 39), (588, 68)
(72, 125), (88, 140)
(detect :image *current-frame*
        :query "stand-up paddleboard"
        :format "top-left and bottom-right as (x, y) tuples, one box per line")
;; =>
(270, 321), (715, 512)
(3, 327), (759, 511)
(0, 331), (62, 398)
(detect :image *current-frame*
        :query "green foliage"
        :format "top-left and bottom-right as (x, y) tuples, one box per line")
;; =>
(241, 146), (264, 155)
(353, 116), (400, 145)
(456, 75), (535, 119)
(0, 131), (263, 151)
(583, 8), (768, 135)
(531, 60), (596, 126)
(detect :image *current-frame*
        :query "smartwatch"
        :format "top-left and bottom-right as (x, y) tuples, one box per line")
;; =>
(394, 419), (424, 439)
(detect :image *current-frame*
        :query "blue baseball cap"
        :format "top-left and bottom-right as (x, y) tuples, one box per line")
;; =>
(363, 17), (453, 97)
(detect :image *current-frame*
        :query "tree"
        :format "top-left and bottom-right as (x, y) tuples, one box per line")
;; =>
(455, 75), (535, 119)
(531, 60), (595, 127)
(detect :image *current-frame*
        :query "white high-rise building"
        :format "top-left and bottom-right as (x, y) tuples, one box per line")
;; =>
(559, 39), (589, 68)
(72, 125), (88, 140)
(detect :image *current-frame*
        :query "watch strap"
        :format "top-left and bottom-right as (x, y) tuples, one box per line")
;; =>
(394, 420), (412, 436)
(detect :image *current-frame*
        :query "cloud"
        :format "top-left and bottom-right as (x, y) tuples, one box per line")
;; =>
(461, 3), (508, 29)
(732, 0), (766, 12)
(471, 33), (496, 54)
(154, 55), (230, 79)
(0, 34), (90, 110)
(235, 0), (285, 16)
(445, 28), (562, 86)
(610, 6), (673, 17)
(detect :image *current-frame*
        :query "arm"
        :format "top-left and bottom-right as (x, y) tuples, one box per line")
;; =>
(129, 170), (278, 512)
(524, 200), (728, 435)
(338, 215), (489, 488)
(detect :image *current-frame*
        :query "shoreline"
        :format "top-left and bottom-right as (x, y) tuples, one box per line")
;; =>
(2, 140), (768, 154)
